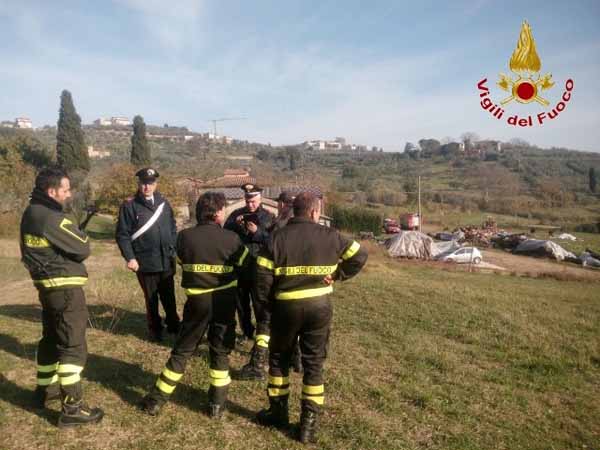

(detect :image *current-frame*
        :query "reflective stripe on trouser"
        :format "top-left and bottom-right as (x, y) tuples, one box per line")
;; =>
(255, 334), (270, 349)
(57, 363), (84, 386)
(155, 367), (184, 395)
(301, 384), (324, 405)
(267, 375), (290, 398)
(208, 368), (231, 405)
(37, 362), (59, 386)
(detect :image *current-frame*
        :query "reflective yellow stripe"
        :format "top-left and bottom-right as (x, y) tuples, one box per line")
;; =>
(59, 373), (81, 386)
(302, 384), (324, 395)
(275, 285), (333, 300)
(59, 218), (89, 243)
(37, 374), (59, 386)
(156, 378), (176, 394)
(37, 362), (59, 373)
(236, 247), (249, 266)
(185, 279), (238, 296)
(256, 334), (270, 348)
(210, 376), (231, 387)
(301, 394), (324, 405)
(209, 369), (229, 379)
(162, 368), (183, 382)
(268, 387), (290, 396)
(341, 241), (360, 260)
(34, 277), (88, 288)
(57, 364), (84, 374)
(24, 234), (50, 248)
(268, 375), (289, 386)
(256, 256), (274, 270)
(182, 264), (233, 273)
(274, 265), (337, 276)
(176, 256), (182, 265)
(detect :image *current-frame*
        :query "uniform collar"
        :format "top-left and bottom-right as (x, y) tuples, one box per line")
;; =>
(30, 188), (63, 212)
(288, 216), (314, 224)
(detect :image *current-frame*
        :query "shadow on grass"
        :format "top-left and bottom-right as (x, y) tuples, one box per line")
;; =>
(0, 373), (60, 426)
(0, 332), (255, 421)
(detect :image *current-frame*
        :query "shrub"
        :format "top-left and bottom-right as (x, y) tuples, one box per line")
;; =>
(329, 204), (382, 234)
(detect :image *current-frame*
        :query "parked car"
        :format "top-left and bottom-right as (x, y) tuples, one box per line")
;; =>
(442, 247), (482, 264)
(383, 218), (401, 234)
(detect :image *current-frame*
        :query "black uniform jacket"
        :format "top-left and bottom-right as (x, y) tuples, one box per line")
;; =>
(255, 216), (368, 302)
(224, 205), (274, 257)
(177, 222), (250, 295)
(116, 191), (177, 273)
(20, 188), (90, 290)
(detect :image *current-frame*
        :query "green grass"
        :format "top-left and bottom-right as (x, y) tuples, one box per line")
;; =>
(550, 232), (600, 255)
(0, 242), (598, 449)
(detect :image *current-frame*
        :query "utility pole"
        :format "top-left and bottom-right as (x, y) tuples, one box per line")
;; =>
(418, 175), (422, 232)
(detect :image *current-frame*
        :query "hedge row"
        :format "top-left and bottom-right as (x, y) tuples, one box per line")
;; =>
(329, 204), (382, 234)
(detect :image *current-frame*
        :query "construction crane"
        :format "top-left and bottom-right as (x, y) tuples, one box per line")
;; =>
(208, 117), (246, 137)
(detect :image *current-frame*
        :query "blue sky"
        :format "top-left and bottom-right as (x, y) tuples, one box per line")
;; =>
(1, 0), (599, 151)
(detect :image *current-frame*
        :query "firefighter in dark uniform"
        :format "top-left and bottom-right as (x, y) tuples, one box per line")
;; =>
(255, 192), (367, 444)
(116, 168), (180, 341)
(224, 184), (274, 380)
(20, 167), (104, 428)
(140, 192), (249, 418)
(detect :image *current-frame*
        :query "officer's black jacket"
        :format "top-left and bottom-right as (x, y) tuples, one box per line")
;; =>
(255, 216), (368, 302)
(176, 222), (249, 294)
(20, 188), (90, 290)
(116, 191), (177, 273)
(224, 204), (274, 257)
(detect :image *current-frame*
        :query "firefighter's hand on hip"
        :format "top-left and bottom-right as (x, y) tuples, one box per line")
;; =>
(323, 274), (334, 286)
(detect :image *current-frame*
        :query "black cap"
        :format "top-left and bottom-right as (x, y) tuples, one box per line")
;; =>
(277, 191), (294, 204)
(241, 183), (262, 198)
(136, 167), (159, 183)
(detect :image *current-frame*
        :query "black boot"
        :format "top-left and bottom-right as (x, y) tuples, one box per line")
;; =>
(207, 385), (228, 419)
(32, 383), (61, 409)
(140, 394), (165, 416)
(58, 397), (104, 428)
(299, 408), (319, 444)
(256, 396), (289, 428)
(238, 346), (267, 381)
(208, 403), (224, 419)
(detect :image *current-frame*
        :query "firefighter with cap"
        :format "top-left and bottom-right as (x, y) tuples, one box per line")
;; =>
(20, 167), (104, 427)
(255, 192), (367, 444)
(116, 168), (181, 342)
(269, 191), (294, 233)
(224, 183), (274, 380)
(140, 192), (249, 418)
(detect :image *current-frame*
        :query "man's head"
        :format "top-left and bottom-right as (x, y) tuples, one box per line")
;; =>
(277, 191), (294, 215)
(196, 191), (226, 225)
(136, 168), (159, 198)
(293, 192), (321, 223)
(241, 183), (262, 212)
(35, 167), (71, 206)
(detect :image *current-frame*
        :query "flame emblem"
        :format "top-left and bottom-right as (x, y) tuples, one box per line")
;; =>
(498, 21), (554, 106)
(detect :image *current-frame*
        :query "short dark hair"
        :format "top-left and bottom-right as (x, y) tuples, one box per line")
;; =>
(35, 167), (69, 192)
(196, 191), (226, 223)
(293, 192), (320, 217)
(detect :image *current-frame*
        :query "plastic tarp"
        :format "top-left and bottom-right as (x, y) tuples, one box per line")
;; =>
(581, 252), (600, 268)
(557, 233), (577, 241)
(386, 231), (461, 259)
(512, 239), (576, 261)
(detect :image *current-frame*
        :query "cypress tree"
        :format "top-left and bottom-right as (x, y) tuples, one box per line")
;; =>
(590, 167), (597, 193)
(56, 90), (89, 173)
(131, 115), (151, 166)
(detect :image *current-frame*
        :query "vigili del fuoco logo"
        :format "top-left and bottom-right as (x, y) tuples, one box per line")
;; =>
(477, 21), (574, 127)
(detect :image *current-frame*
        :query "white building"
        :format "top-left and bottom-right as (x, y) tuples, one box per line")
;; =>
(93, 118), (112, 126)
(111, 117), (131, 126)
(0, 121), (14, 128)
(15, 117), (33, 129)
(87, 145), (111, 159)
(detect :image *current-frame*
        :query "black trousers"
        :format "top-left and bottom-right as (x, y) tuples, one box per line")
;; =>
(237, 259), (271, 343)
(136, 270), (180, 335)
(36, 287), (88, 400)
(151, 288), (237, 405)
(268, 297), (332, 413)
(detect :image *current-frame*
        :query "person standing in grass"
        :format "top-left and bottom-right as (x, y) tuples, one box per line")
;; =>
(20, 167), (104, 428)
(140, 192), (249, 418)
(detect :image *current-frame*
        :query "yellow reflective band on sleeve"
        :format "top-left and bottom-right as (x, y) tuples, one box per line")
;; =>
(236, 247), (249, 266)
(274, 265), (338, 276)
(162, 367), (183, 382)
(302, 384), (325, 395)
(59, 373), (81, 386)
(210, 376), (232, 387)
(59, 218), (89, 243)
(268, 387), (290, 397)
(24, 234), (50, 248)
(34, 277), (88, 288)
(341, 241), (360, 260)
(275, 285), (333, 300)
(37, 362), (59, 373)
(184, 279), (238, 296)
(182, 264), (233, 274)
(209, 369), (229, 379)
(37, 374), (59, 386)
(256, 256), (274, 270)
(156, 378), (176, 394)
(301, 394), (325, 405)
(255, 334), (270, 348)
(57, 364), (84, 374)
(268, 375), (289, 386)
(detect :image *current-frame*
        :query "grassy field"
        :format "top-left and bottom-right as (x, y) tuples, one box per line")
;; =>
(0, 240), (598, 450)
